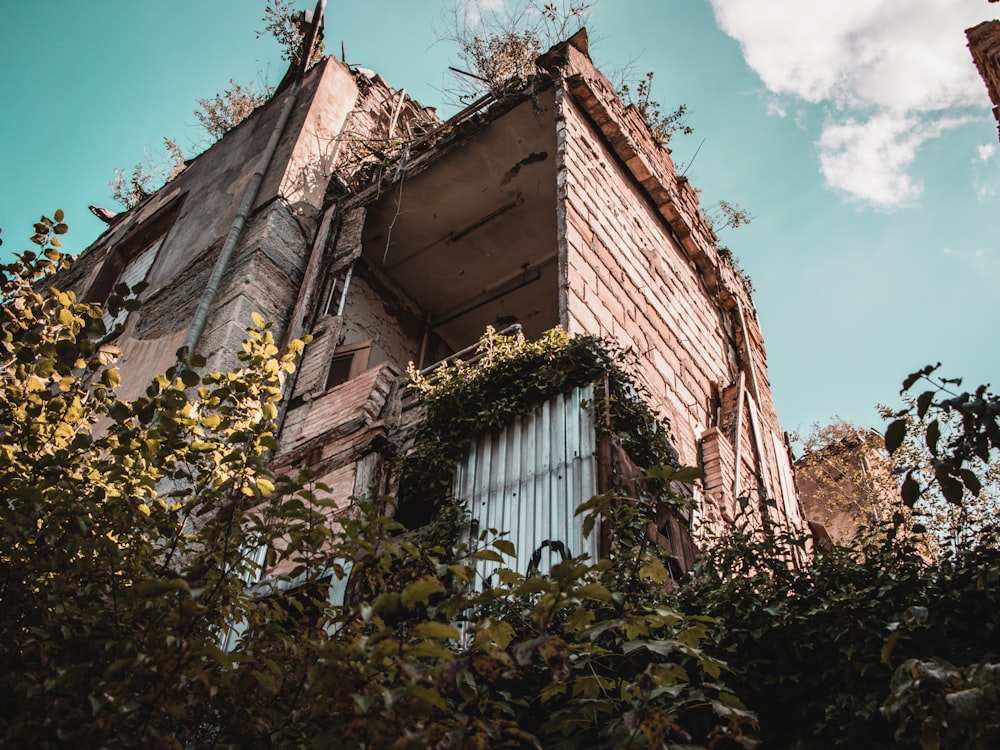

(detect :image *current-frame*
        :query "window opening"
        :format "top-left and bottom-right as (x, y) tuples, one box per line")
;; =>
(325, 340), (371, 389)
(101, 237), (162, 337)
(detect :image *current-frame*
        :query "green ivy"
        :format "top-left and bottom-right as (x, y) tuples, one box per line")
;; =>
(396, 326), (679, 527)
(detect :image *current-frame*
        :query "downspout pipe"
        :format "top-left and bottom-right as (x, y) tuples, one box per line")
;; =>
(181, 0), (326, 357)
(182, 85), (301, 356)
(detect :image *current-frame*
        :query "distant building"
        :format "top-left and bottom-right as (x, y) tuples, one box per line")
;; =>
(794, 427), (898, 545)
(56, 28), (804, 578)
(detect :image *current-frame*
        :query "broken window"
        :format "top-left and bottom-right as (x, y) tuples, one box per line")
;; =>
(325, 340), (371, 389)
(99, 238), (162, 337)
(85, 196), (182, 339)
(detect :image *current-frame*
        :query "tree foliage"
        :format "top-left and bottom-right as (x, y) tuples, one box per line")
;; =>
(0, 214), (319, 746)
(882, 374), (1000, 552)
(259, 0), (326, 70)
(674, 368), (1000, 748)
(676, 511), (1000, 749)
(194, 79), (275, 142)
(4, 216), (999, 747)
(1, 217), (755, 747)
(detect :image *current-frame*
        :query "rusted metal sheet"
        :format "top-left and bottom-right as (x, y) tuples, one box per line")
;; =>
(453, 384), (597, 585)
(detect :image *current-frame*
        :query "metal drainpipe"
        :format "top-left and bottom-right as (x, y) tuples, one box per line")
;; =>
(182, 83), (302, 356)
(181, 0), (326, 358)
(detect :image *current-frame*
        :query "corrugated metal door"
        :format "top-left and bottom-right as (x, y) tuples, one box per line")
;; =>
(453, 384), (598, 586)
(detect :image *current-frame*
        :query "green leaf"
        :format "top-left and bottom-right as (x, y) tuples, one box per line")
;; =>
(937, 471), (965, 505)
(135, 577), (191, 597)
(252, 670), (279, 691)
(902, 364), (937, 392)
(901, 472), (921, 507)
(406, 685), (448, 712)
(575, 583), (613, 602)
(472, 549), (505, 564)
(925, 419), (940, 457)
(916, 390), (934, 419)
(960, 469), (982, 497)
(179, 368), (200, 387)
(881, 632), (899, 665)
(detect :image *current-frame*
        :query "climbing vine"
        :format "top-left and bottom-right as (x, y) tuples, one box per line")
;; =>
(395, 327), (679, 528)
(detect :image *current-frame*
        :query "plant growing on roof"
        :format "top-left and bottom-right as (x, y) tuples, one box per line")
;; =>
(617, 70), (694, 148)
(109, 138), (186, 210)
(194, 78), (275, 142)
(260, 0), (326, 70)
(441, 0), (592, 102)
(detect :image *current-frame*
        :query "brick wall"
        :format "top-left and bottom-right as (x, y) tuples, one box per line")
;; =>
(554, 39), (800, 531)
(967, 20), (1000, 141)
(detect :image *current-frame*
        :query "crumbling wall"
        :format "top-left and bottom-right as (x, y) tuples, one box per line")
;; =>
(552, 37), (800, 532)
(337, 266), (424, 370)
(967, 20), (1000, 141)
(330, 69), (441, 191)
(560, 93), (722, 462)
(274, 360), (399, 521)
(57, 57), (365, 388)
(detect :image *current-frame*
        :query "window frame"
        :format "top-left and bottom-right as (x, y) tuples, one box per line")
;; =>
(325, 340), (372, 390)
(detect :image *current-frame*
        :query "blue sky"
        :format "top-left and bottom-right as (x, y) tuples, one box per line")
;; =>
(1, 0), (997, 443)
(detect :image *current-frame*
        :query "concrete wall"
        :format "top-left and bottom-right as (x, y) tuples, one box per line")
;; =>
(58, 57), (363, 391)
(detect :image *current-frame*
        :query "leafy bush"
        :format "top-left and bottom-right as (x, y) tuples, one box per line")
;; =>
(0, 217), (753, 748)
(676, 408), (1000, 749)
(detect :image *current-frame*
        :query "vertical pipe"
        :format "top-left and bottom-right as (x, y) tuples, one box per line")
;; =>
(335, 261), (355, 316)
(182, 82), (301, 357)
(182, 1), (326, 358)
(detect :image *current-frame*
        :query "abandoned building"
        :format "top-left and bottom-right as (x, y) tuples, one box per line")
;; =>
(794, 427), (899, 546)
(968, 18), (1000, 142)
(56, 26), (805, 580)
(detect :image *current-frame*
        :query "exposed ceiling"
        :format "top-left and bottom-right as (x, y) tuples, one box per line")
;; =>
(362, 91), (560, 351)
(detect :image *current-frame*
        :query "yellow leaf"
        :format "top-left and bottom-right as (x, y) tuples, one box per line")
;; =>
(413, 621), (459, 641)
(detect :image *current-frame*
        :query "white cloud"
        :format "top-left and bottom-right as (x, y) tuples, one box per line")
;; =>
(766, 101), (787, 118)
(462, 0), (509, 25)
(708, 0), (994, 207)
(974, 174), (998, 201)
(817, 114), (972, 208)
(972, 142), (1000, 199)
